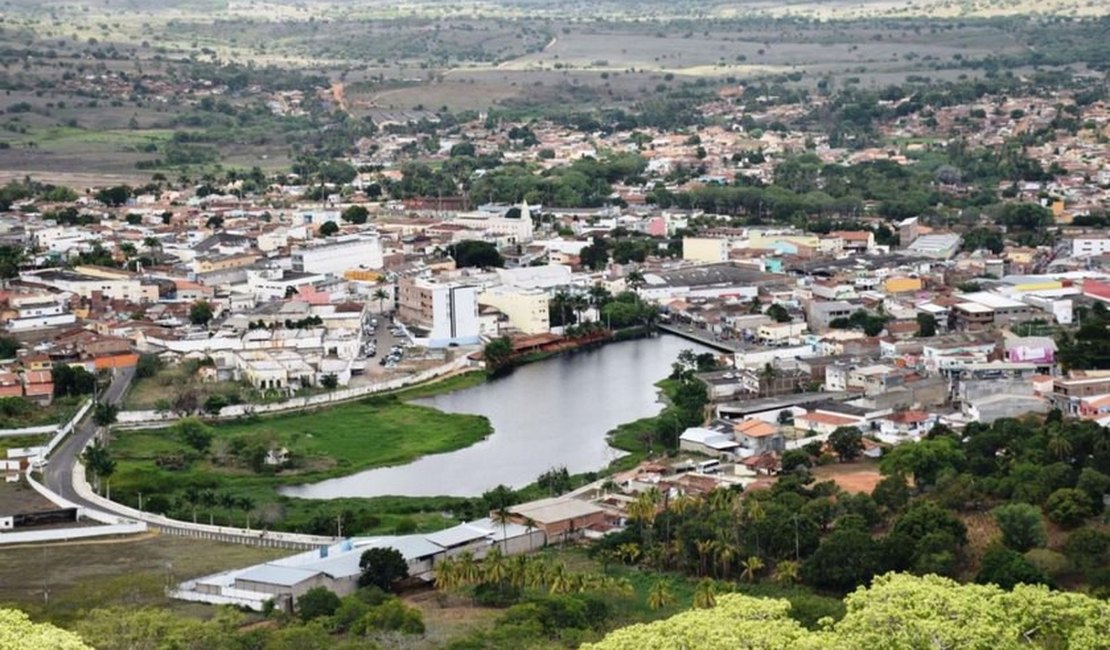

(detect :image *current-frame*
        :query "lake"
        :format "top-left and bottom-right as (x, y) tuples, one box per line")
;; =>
(281, 334), (708, 498)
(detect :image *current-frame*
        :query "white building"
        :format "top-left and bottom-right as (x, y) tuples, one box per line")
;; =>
(4, 294), (76, 331)
(398, 277), (481, 347)
(1071, 237), (1110, 258)
(291, 234), (383, 276)
(451, 205), (534, 245)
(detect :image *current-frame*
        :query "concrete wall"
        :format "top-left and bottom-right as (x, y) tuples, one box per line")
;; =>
(116, 357), (472, 425)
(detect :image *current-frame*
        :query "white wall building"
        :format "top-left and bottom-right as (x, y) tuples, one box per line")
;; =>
(292, 234), (383, 276)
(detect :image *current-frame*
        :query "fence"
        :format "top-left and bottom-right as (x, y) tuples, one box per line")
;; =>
(0, 399), (92, 441)
(115, 356), (474, 426)
(71, 462), (336, 550)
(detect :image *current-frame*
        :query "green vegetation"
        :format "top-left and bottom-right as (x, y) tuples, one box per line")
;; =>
(108, 395), (492, 534)
(583, 573), (1110, 649)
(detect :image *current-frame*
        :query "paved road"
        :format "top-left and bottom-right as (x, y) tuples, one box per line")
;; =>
(45, 366), (135, 507)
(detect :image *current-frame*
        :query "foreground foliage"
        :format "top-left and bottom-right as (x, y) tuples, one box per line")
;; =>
(0, 609), (90, 650)
(583, 573), (1110, 649)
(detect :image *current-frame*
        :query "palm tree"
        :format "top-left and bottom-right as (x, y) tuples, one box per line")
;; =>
(617, 542), (641, 566)
(695, 539), (715, 576)
(483, 547), (508, 584)
(492, 506), (513, 551)
(182, 486), (200, 523)
(457, 552), (479, 587)
(773, 560), (800, 585)
(548, 563), (570, 594)
(1047, 430), (1073, 460)
(142, 236), (161, 252)
(525, 561), (549, 591)
(627, 269), (646, 291)
(434, 558), (458, 591)
(199, 490), (217, 525)
(693, 579), (717, 609)
(508, 555), (530, 588)
(1093, 426), (1110, 456)
(372, 287), (391, 314)
(523, 516), (539, 552)
(238, 496), (255, 529)
(647, 580), (676, 611)
(716, 543), (736, 580)
(740, 555), (765, 583)
(219, 492), (238, 526)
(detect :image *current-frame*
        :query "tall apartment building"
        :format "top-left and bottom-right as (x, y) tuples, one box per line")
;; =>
(398, 277), (481, 347)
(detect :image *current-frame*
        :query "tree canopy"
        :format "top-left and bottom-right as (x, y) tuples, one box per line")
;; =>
(582, 573), (1110, 649)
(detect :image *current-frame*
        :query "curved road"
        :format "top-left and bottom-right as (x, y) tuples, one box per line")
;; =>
(44, 366), (135, 508)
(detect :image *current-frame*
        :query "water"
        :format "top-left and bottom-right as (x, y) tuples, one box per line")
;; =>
(280, 334), (709, 498)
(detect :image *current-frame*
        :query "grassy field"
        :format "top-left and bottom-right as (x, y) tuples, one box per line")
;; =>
(107, 393), (491, 534)
(0, 534), (286, 627)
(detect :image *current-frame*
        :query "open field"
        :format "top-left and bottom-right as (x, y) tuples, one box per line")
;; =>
(0, 534), (286, 626)
(105, 394), (490, 534)
(811, 461), (884, 494)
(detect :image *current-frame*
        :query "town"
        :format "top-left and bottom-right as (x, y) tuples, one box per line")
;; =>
(1, 1), (1110, 647)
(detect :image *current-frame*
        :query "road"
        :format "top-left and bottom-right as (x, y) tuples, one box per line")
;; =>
(45, 366), (135, 507)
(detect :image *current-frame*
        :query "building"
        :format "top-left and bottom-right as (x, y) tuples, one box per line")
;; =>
(507, 497), (607, 544)
(1071, 236), (1110, 258)
(806, 300), (855, 332)
(397, 276), (481, 347)
(904, 233), (961, 259)
(478, 286), (550, 335)
(682, 237), (729, 263)
(4, 294), (75, 331)
(451, 208), (534, 244)
(21, 268), (154, 303)
(292, 234), (383, 276)
(679, 427), (740, 458)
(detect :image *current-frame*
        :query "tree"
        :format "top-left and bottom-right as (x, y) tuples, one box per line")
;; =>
(318, 220), (339, 237)
(189, 300), (214, 325)
(976, 544), (1051, 589)
(297, 586), (341, 621)
(580, 239), (610, 271)
(372, 287), (391, 314)
(583, 573), (1110, 649)
(692, 580), (716, 609)
(0, 337), (19, 359)
(1044, 488), (1093, 528)
(92, 403), (118, 427)
(992, 503), (1047, 552)
(52, 365), (96, 398)
(81, 441), (115, 494)
(801, 527), (882, 592)
(483, 336), (513, 373)
(0, 609), (90, 649)
(358, 547), (409, 591)
(648, 580), (675, 610)
(740, 556), (765, 583)
(203, 394), (228, 415)
(175, 418), (213, 452)
(767, 303), (791, 323)
(341, 205), (369, 224)
(448, 240), (504, 268)
(829, 427), (864, 462)
(95, 185), (131, 207)
(916, 312), (937, 337)
(321, 374), (339, 390)
(626, 269), (646, 291)
(880, 437), (964, 487)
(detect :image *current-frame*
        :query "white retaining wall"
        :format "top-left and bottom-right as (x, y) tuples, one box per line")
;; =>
(116, 356), (473, 425)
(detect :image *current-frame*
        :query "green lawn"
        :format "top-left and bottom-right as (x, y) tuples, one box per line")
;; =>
(108, 395), (491, 536)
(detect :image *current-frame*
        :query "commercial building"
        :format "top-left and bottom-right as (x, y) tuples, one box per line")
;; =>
(478, 286), (550, 335)
(292, 234), (383, 276)
(398, 276), (481, 347)
(682, 237), (729, 263)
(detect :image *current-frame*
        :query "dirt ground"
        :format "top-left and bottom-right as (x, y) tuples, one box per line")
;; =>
(810, 461), (884, 494)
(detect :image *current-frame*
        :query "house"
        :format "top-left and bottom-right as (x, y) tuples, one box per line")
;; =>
(508, 497), (608, 543)
(679, 427), (740, 458)
(731, 419), (784, 455)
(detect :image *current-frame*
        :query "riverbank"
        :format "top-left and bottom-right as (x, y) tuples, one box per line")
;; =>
(107, 392), (493, 535)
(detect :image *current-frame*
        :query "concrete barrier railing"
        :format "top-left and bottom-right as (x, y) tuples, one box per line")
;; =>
(72, 460), (336, 550)
(0, 399), (92, 442)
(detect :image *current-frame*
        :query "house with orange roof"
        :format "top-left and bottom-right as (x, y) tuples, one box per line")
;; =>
(0, 371), (22, 399)
(793, 410), (865, 436)
(732, 419), (784, 455)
